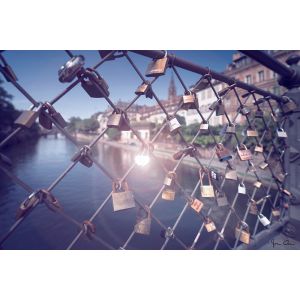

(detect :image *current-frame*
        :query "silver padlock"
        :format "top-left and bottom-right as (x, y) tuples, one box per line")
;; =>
(168, 116), (181, 134)
(258, 213), (271, 226)
(111, 180), (135, 212)
(216, 191), (229, 207)
(200, 121), (209, 131)
(238, 183), (246, 194)
(277, 127), (288, 138)
(134, 207), (151, 235)
(14, 110), (39, 128)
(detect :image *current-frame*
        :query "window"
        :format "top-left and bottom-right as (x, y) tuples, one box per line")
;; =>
(245, 75), (252, 84)
(258, 70), (265, 82)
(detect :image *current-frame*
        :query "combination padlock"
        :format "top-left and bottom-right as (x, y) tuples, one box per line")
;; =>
(58, 55), (85, 83)
(111, 180), (135, 212)
(145, 52), (168, 77)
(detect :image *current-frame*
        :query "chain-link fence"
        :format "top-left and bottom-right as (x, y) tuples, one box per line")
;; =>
(0, 50), (297, 250)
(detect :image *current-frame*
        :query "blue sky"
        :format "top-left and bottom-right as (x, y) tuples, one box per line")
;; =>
(1, 50), (235, 120)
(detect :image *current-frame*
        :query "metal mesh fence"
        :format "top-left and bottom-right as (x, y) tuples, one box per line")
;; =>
(0, 50), (296, 250)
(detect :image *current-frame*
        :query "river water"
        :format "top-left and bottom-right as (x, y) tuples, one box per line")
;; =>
(0, 135), (274, 250)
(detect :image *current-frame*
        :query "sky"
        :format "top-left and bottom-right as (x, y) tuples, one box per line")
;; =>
(0, 50), (235, 120)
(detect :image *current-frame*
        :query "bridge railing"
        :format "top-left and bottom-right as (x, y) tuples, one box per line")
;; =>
(0, 50), (298, 250)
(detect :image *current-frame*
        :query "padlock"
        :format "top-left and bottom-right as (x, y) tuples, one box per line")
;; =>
(82, 220), (96, 239)
(14, 110), (39, 128)
(164, 171), (176, 186)
(41, 102), (68, 129)
(246, 127), (258, 137)
(226, 123), (236, 134)
(162, 188), (176, 201)
(111, 180), (135, 211)
(16, 191), (41, 220)
(282, 97), (297, 114)
(199, 168), (215, 198)
(225, 166), (238, 181)
(238, 183), (246, 194)
(253, 180), (262, 189)
(281, 188), (292, 197)
(39, 109), (53, 130)
(259, 161), (269, 170)
(240, 105), (251, 116)
(0, 152), (12, 166)
(204, 218), (216, 232)
(255, 109), (264, 118)
(164, 227), (174, 239)
(192, 75), (211, 91)
(168, 116), (181, 134)
(277, 128), (288, 138)
(247, 162), (256, 173)
(215, 143), (232, 162)
(215, 101), (225, 116)
(237, 144), (252, 161)
(71, 146), (93, 168)
(254, 144), (264, 153)
(200, 121), (209, 131)
(145, 52), (168, 77)
(0, 64), (18, 82)
(235, 225), (250, 244)
(58, 55), (85, 83)
(249, 201), (258, 215)
(190, 198), (203, 213)
(81, 68), (110, 98)
(40, 189), (61, 212)
(210, 169), (219, 181)
(218, 84), (235, 97)
(135, 81), (153, 98)
(182, 91), (197, 109)
(258, 213), (271, 226)
(216, 190), (229, 207)
(134, 206), (151, 235)
(272, 208), (281, 217)
(107, 110), (130, 131)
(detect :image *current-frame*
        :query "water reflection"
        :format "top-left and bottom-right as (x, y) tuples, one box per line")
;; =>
(0, 136), (276, 250)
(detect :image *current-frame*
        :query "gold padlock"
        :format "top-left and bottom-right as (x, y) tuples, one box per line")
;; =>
(145, 52), (168, 77)
(190, 198), (203, 213)
(235, 224), (250, 244)
(254, 144), (264, 153)
(237, 144), (252, 161)
(204, 218), (216, 232)
(162, 188), (175, 201)
(246, 127), (258, 137)
(182, 91), (197, 109)
(259, 161), (268, 170)
(253, 180), (262, 189)
(272, 208), (281, 217)
(199, 168), (215, 198)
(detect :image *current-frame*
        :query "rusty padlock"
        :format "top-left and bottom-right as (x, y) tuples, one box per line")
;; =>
(216, 143), (232, 162)
(111, 180), (135, 211)
(81, 68), (110, 98)
(58, 55), (85, 83)
(162, 188), (176, 201)
(134, 206), (151, 235)
(199, 168), (215, 198)
(40, 189), (61, 212)
(145, 52), (168, 77)
(16, 191), (42, 220)
(237, 144), (252, 161)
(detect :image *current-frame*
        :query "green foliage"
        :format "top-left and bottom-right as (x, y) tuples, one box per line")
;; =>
(68, 116), (99, 133)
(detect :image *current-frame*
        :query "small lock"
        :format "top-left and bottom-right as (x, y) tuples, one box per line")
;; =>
(237, 144), (252, 161)
(81, 68), (109, 98)
(275, 172), (287, 183)
(246, 128), (258, 137)
(247, 162), (256, 173)
(238, 183), (246, 194)
(82, 220), (96, 239)
(200, 121), (209, 131)
(253, 180), (262, 189)
(168, 116), (181, 134)
(240, 105), (251, 116)
(107, 110), (130, 131)
(204, 218), (216, 232)
(272, 208), (281, 217)
(277, 128), (288, 138)
(254, 144), (264, 153)
(16, 191), (41, 220)
(135, 82), (152, 98)
(259, 161), (268, 170)
(134, 207), (151, 235)
(71, 146), (93, 168)
(218, 84), (235, 97)
(0, 64), (18, 82)
(215, 101), (225, 116)
(111, 180), (135, 212)
(182, 91), (197, 109)
(255, 109), (264, 118)
(163, 171), (176, 186)
(199, 168), (215, 198)
(145, 53), (168, 77)
(190, 198), (203, 213)
(162, 188), (176, 201)
(58, 55), (85, 83)
(164, 227), (174, 239)
(40, 189), (61, 212)
(215, 143), (232, 162)
(226, 123), (236, 134)
(258, 213), (271, 226)
(14, 110), (39, 128)
(216, 191), (229, 207)
(225, 166), (238, 181)
(39, 109), (53, 130)
(235, 226), (250, 244)
(40, 102), (68, 129)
